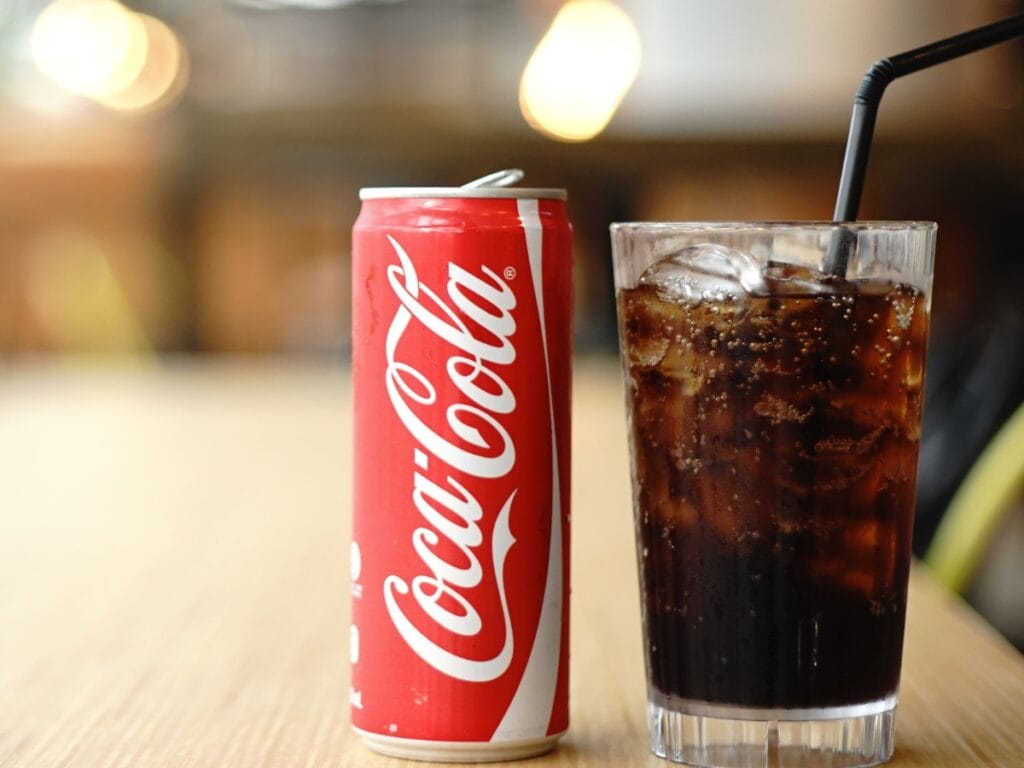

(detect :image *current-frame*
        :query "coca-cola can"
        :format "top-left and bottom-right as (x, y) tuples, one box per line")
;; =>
(350, 180), (572, 761)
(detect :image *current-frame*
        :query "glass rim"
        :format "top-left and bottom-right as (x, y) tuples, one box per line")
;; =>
(610, 221), (937, 233)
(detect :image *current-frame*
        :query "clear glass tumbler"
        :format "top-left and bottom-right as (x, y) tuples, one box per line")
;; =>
(611, 222), (935, 768)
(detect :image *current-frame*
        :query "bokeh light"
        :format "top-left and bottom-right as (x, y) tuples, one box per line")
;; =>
(519, 0), (641, 142)
(95, 14), (188, 113)
(31, 0), (187, 114)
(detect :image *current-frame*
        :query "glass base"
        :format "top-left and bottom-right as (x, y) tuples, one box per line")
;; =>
(647, 694), (896, 768)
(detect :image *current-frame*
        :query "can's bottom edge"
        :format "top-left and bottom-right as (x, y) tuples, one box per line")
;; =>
(353, 727), (565, 763)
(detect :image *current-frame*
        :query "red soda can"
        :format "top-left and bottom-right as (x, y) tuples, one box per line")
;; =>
(349, 175), (572, 761)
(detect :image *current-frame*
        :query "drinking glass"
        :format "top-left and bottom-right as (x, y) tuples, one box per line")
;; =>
(612, 222), (935, 768)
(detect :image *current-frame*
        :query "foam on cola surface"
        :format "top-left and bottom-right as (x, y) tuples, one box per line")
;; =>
(619, 252), (928, 709)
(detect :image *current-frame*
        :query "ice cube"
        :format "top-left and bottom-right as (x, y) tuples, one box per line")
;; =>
(639, 244), (766, 304)
(629, 336), (669, 369)
(753, 394), (813, 425)
(888, 288), (917, 331)
(762, 263), (836, 297)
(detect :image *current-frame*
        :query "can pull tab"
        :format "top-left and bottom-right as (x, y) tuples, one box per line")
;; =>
(461, 169), (525, 189)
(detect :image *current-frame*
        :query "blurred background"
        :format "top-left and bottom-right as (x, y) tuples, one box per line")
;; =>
(0, 0), (1021, 645)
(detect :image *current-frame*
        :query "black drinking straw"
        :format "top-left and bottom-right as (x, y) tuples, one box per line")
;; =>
(825, 13), (1024, 276)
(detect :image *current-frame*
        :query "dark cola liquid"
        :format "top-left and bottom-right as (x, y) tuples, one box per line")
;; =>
(619, 264), (928, 709)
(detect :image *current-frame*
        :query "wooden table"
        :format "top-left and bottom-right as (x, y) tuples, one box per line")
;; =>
(1, 362), (1022, 767)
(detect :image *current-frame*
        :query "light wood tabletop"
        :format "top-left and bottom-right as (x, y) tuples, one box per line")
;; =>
(1, 362), (1022, 768)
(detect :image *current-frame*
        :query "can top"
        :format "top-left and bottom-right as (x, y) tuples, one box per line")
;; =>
(359, 186), (567, 201)
(361, 169), (566, 201)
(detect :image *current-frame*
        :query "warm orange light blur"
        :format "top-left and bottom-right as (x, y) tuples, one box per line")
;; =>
(31, 0), (145, 97)
(96, 14), (188, 113)
(31, 0), (187, 114)
(519, 0), (641, 142)
(24, 227), (150, 353)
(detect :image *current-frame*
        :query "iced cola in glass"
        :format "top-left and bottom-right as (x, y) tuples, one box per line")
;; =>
(611, 223), (935, 768)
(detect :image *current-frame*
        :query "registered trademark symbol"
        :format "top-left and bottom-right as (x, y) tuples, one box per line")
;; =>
(503, 266), (516, 280)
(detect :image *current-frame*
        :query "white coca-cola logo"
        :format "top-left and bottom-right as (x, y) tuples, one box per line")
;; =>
(382, 235), (519, 682)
